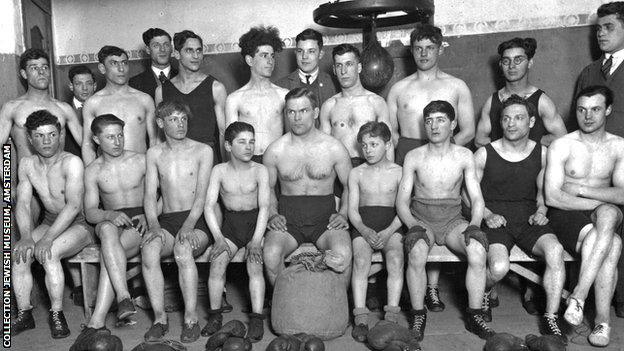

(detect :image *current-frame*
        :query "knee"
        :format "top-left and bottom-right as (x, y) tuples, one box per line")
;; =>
(489, 259), (509, 281)
(353, 252), (370, 270)
(544, 243), (565, 268)
(96, 221), (117, 237)
(262, 243), (282, 265)
(407, 244), (428, 268)
(611, 235), (622, 257)
(173, 242), (194, 265)
(466, 245), (487, 268)
(385, 251), (404, 273)
(595, 203), (622, 224)
(141, 245), (160, 268)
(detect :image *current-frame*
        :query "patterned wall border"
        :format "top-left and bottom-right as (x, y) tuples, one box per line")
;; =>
(56, 12), (595, 65)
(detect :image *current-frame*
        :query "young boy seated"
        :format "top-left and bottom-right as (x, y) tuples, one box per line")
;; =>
(202, 121), (270, 341)
(348, 121), (405, 342)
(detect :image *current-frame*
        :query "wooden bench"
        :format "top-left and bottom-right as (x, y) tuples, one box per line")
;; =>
(68, 244), (575, 319)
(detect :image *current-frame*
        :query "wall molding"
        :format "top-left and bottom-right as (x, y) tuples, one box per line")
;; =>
(55, 12), (595, 65)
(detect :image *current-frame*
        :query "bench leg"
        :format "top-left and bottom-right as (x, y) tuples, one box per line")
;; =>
(80, 262), (99, 320)
(509, 263), (570, 300)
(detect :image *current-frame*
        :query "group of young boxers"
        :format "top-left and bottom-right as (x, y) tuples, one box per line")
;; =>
(2, 1), (624, 349)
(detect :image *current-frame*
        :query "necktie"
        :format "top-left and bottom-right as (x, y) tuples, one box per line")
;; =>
(602, 56), (613, 79)
(305, 75), (311, 85)
(158, 71), (168, 84)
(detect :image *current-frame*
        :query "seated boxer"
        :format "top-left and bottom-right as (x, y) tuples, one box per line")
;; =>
(397, 101), (493, 340)
(142, 101), (214, 343)
(349, 121), (404, 342)
(12, 110), (94, 338)
(474, 96), (565, 340)
(263, 87), (352, 285)
(203, 121), (270, 341)
(71, 114), (147, 348)
(544, 85), (624, 347)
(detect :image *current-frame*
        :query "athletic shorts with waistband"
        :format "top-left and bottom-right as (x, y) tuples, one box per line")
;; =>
(484, 220), (553, 253)
(410, 197), (467, 246)
(159, 210), (212, 244)
(222, 208), (259, 248)
(351, 206), (404, 240)
(42, 210), (95, 238)
(548, 208), (596, 255)
(279, 194), (335, 245)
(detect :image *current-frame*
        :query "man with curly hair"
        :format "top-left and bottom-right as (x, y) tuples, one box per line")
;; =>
(225, 25), (288, 163)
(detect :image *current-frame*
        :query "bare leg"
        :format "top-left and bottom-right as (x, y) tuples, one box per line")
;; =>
(486, 244), (510, 289)
(383, 233), (404, 307)
(351, 238), (373, 310)
(263, 231), (298, 286)
(207, 239), (237, 310)
(406, 240), (431, 310)
(88, 256), (116, 328)
(141, 231), (175, 324)
(426, 263), (441, 289)
(593, 235), (622, 325)
(247, 258), (265, 314)
(316, 229), (352, 274)
(174, 229), (209, 324)
(531, 234), (565, 315)
(98, 222), (141, 302)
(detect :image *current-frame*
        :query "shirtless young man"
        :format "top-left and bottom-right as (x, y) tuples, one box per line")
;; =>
(397, 101), (493, 340)
(545, 85), (624, 347)
(142, 101), (213, 343)
(349, 121), (404, 342)
(387, 24), (475, 166)
(225, 26), (288, 163)
(475, 37), (566, 148)
(474, 95), (565, 340)
(12, 110), (93, 338)
(0, 49), (82, 162)
(387, 24), (476, 303)
(155, 30), (227, 160)
(71, 114), (146, 347)
(263, 87), (352, 284)
(82, 45), (156, 165)
(203, 122), (270, 341)
(320, 44), (394, 165)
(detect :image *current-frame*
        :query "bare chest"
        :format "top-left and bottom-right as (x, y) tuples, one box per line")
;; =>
(278, 151), (334, 182)
(97, 164), (144, 194)
(94, 97), (146, 126)
(565, 145), (615, 182)
(239, 92), (284, 122)
(330, 98), (376, 130)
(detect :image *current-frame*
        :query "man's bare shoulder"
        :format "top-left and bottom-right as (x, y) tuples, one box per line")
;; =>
(364, 90), (386, 103)
(271, 83), (289, 95)
(188, 139), (213, 154)
(388, 76), (413, 94)
(146, 143), (165, 158)
(451, 144), (474, 158)
(128, 87), (155, 105)
(85, 156), (104, 174)
(0, 98), (26, 118)
(605, 132), (624, 148)
(265, 133), (289, 155)
(60, 152), (84, 170)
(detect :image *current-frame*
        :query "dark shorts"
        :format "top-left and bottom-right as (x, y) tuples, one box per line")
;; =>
(159, 210), (211, 242)
(222, 208), (259, 248)
(410, 197), (467, 246)
(117, 206), (144, 230)
(42, 210), (94, 237)
(549, 208), (595, 255)
(251, 154), (263, 164)
(334, 157), (366, 197)
(395, 137), (426, 166)
(279, 194), (335, 245)
(485, 221), (553, 253)
(351, 206), (404, 240)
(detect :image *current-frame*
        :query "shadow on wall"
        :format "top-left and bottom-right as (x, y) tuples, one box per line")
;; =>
(53, 25), (599, 126)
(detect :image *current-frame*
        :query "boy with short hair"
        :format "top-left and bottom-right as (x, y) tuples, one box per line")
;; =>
(348, 121), (404, 342)
(202, 121), (270, 341)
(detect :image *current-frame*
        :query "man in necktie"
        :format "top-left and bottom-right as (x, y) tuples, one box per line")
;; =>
(574, 2), (624, 320)
(129, 28), (178, 100)
(276, 28), (339, 108)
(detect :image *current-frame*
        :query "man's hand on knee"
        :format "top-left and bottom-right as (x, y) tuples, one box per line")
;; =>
(327, 213), (349, 230)
(268, 214), (287, 232)
(141, 227), (165, 248)
(14, 238), (35, 264)
(403, 225), (429, 254)
(463, 225), (488, 252)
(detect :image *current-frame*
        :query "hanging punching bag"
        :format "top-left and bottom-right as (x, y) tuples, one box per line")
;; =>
(360, 21), (394, 91)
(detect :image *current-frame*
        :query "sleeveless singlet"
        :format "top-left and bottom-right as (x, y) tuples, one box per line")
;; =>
(480, 143), (542, 222)
(162, 76), (218, 147)
(489, 89), (546, 142)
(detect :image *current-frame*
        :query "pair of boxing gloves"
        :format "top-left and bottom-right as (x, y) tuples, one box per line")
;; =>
(266, 333), (325, 351)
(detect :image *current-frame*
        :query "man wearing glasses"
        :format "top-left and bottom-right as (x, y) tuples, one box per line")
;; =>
(475, 38), (566, 148)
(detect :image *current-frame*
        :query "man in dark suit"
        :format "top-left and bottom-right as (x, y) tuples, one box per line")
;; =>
(275, 28), (338, 108)
(129, 28), (178, 100)
(574, 1), (624, 319)
(65, 65), (95, 156)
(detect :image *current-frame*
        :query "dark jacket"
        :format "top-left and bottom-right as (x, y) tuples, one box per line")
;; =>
(129, 65), (178, 100)
(275, 70), (338, 108)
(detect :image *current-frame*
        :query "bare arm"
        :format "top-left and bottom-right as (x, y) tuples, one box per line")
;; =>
(251, 165), (270, 242)
(538, 94), (567, 146)
(84, 165), (105, 223)
(535, 147), (548, 214)
(213, 81), (227, 158)
(224, 93), (238, 127)
(144, 149), (161, 229)
(263, 147), (280, 217)
(453, 81), (476, 146)
(475, 97), (492, 148)
(144, 95), (157, 146)
(43, 157), (85, 241)
(396, 153), (419, 227)
(81, 100), (97, 165)
(15, 161), (33, 239)
(469, 147), (495, 216)
(334, 143), (352, 216)
(319, 99), (333, 135)
(374, 96), (395, 161)
(204, 166), (224, 240)
(63, 104), (83, 145)
(181, 145), (213, 230)
(463, 151), (485, 226)
(386, 85), (400, 146)
(574, 150), (624, 205)
(347, 170), (367, 233)
(544, 139), (603, 210)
